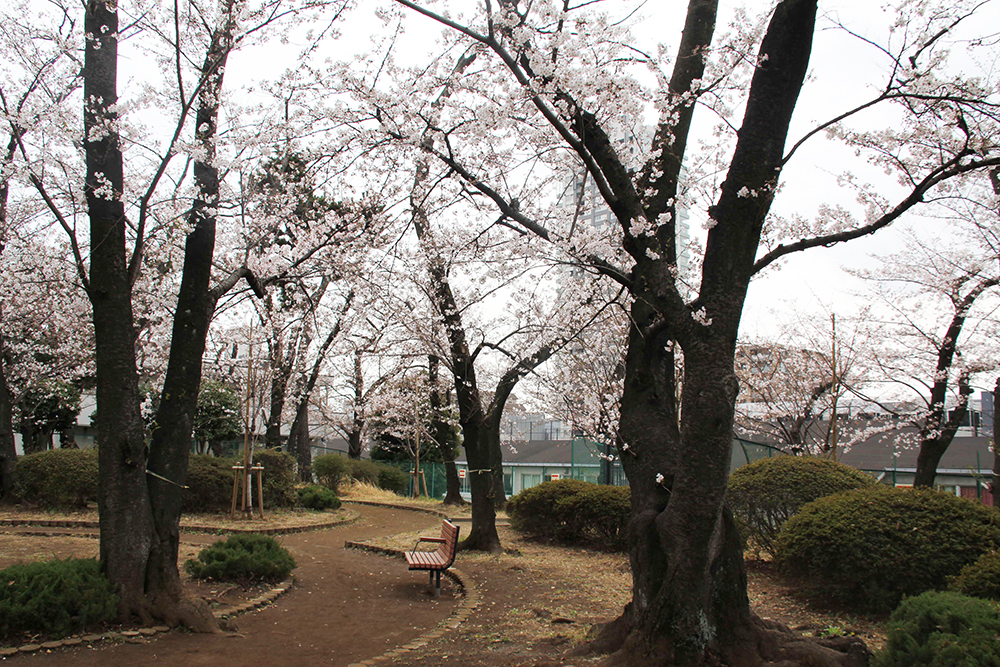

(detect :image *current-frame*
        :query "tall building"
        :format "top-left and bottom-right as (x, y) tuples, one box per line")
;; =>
(560, 138), (692, 290)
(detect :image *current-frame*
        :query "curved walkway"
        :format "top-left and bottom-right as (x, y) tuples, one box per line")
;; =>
(15, 505), (469, 667)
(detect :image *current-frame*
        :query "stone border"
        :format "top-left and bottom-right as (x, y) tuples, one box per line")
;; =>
(342, 499), (451, 519)
(0, 574), (296, 659)
(0, 509), (360, 537)
(343, 541), (480, 666)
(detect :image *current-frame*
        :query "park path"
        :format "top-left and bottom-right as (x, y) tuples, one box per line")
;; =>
(19, 504), (461, 667)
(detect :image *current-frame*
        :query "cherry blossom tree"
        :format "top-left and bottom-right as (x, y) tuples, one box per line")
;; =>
(375, 0), (1000, 662)
(5, 0), (357, 629)
(856, 176), (1000, 487)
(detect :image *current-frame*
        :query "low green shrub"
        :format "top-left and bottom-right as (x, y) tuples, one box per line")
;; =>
(775, 486), (1000, 612)
(252, 449), (297, 508)
(184, 533), (296, 584)
(727, 455), (876, 558)
(312, 453), (350, 490)
(872, 590), (1000, 667)
(507, 479), (630, 548)
(951, 550), (1000, 601)
(297, 484), (341, 511)
(346, 458), (381, 485)
(12, 448), (99, 508)
(183, 455), (236, 512)
(0, 558), (117, 640)
(376, 465), (409, 495)
(344, 458), (408, 494)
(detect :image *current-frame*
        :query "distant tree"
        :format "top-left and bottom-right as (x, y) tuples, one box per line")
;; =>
(192, 381), (242, 457)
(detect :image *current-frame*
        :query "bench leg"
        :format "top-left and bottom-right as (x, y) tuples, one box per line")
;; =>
(434, 570), (441, 597)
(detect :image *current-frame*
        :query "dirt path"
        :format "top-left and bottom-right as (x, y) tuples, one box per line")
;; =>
(17, 505), (459, 667)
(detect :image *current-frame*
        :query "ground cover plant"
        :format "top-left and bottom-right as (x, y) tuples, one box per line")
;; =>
(296, 484), (341, 510)
(776, 486), (1000, 611)
(185, 534), (296, 585)
(728, 455), (877, 558)
(0, 558), (117, 640)
(872, 590), (1000, 666)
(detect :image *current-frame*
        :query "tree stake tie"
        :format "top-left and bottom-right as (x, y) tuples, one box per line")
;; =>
(468, 468), (492, 474)
(146, 469), (189, 489)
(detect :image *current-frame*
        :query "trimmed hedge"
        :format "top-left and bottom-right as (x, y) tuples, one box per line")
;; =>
(252, 449), (297, 508)
(312, 453), (350, 490)
(183, 454), (237, 512)
(873, 591), (1000, 667)
(775, 486), (1000, 612)
(297, 484), (341, 511)
(376, 465), (409, 495)
(13, 448), (99, 508)
(0, 558), (117, 640)
(184, 533), (296, 584)
(727, 455), (876, 558)
(951, 550), (1000, 601)
(507, 479), (630, 549)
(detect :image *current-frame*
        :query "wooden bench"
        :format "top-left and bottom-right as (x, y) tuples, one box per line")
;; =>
(405, 520), (460, 596)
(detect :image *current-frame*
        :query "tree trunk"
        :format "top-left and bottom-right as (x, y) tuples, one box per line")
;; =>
(84, 0), (157, 623)
(289, 400), (311, 483)
(0, 348), (17, 498)
(143, 2), (238, 631)
(264, 351), (292, 449)
(429, 356), (465, 506)
(348, 349), (364, 459)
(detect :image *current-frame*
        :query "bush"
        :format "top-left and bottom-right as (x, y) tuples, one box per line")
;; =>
(873, 591), (1000, 667)
(775, 486), (1000, 612)
(507, 479), (630, 548)
(311, 453), (350, 491)
(297, 484), (341, 511)
(183, 455), (237, 512)
(0, 558), (117, 640)
(346, 458), (381, 485)
(951, 550), (1000, 601)
(13, 448), (99, 508)
(727, 455), (876, 558)
(344, 458), (409, 494)
(377, 465), (409, 495)
(184, 533), (296, 584)
(252, 449), (297, 508)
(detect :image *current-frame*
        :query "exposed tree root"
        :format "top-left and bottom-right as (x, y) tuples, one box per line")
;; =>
(149, 594), (221, 634)
(571, 612), (870, 667)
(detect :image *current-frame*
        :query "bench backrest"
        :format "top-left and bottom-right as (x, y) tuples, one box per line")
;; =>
(438, 520), (460, 567)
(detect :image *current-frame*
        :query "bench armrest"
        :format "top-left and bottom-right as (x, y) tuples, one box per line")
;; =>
(410, 535), (446, 555)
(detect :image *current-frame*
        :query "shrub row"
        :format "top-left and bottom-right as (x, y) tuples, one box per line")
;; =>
(311, 453), (408, 495)
(506, 478), (630, 549)
(12, 448), (316, 511)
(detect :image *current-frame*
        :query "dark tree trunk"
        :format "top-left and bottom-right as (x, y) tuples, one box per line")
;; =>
(143, 2), (241, 630)
(0, 349), (17, 498)
(429, 355), (465, 506)
(580, 2), (867, 663)
(288, 295), (349, 484)
(348, 425), (363, 459)
(348, 349), (364, 459)
(84, 0), (156, 622)
(991, 378), (1000, 506)
(264, 349), (292, 449)
(289, 400), (311, 482)
(913, 278), (995, 486)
